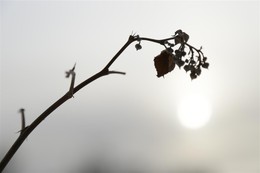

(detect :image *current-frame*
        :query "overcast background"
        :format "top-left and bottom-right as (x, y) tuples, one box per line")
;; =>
(0, 1), (259, 173)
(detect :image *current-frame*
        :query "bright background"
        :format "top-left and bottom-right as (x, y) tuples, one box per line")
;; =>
(1, 1), (259, 173)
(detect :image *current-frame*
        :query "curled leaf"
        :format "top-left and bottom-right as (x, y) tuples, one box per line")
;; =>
(154, 50), (175, 77)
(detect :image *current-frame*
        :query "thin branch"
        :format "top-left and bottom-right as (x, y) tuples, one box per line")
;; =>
(103, 35), (136, 70)
(138, 36), (174, 45)
(108, 70), (126, 75)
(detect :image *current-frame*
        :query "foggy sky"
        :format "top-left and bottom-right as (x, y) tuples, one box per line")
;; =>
(1, 1), (259, 173)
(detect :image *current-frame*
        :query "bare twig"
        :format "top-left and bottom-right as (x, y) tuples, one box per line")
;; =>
(0, 35), (138, 172)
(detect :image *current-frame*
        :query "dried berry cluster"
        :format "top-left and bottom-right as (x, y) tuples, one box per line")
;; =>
(136, 30), (209, 80)
(156, 30), (209, 79)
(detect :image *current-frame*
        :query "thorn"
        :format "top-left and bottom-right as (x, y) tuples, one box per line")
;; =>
(131, 31), (137, 36)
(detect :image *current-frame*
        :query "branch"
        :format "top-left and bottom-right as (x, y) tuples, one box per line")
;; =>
(0, 35), (137, 172)
(0, 32), (207, 172)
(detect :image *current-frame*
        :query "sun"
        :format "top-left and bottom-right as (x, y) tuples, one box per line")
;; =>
(177, 94), (212, 129)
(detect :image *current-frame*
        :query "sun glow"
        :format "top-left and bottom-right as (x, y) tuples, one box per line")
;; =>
(177, 94), (212, 129)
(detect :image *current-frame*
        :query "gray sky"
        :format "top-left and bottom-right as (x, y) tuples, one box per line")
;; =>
(0, 1), (259, 173)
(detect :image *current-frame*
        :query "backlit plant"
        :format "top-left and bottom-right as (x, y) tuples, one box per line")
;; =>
(0, 30), (209, 172)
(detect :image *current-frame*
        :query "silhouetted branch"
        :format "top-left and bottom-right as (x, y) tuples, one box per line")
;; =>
(0, 31), (208, 172)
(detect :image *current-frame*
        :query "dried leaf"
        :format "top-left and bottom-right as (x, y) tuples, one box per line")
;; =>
(154, 50), (175, 77)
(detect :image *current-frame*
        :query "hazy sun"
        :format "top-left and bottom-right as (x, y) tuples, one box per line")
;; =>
(177, 94), (212, 129)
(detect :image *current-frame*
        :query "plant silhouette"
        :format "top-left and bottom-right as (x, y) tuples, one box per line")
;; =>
(0, 30), (209, 172)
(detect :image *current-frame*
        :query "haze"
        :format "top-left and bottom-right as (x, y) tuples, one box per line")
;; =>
(1, 1), (259, 173)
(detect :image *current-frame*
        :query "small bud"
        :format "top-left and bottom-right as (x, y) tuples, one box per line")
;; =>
(189, 65), (196, 72)
(184, 65), (190, 72)
(190, 60), (196, 65)
(166, 47), (173, 53)
(202, 62), (209, 69)
(175, 50), (182, 56)
(135, 43), (142, 51)
(176, 60), (185, 68)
